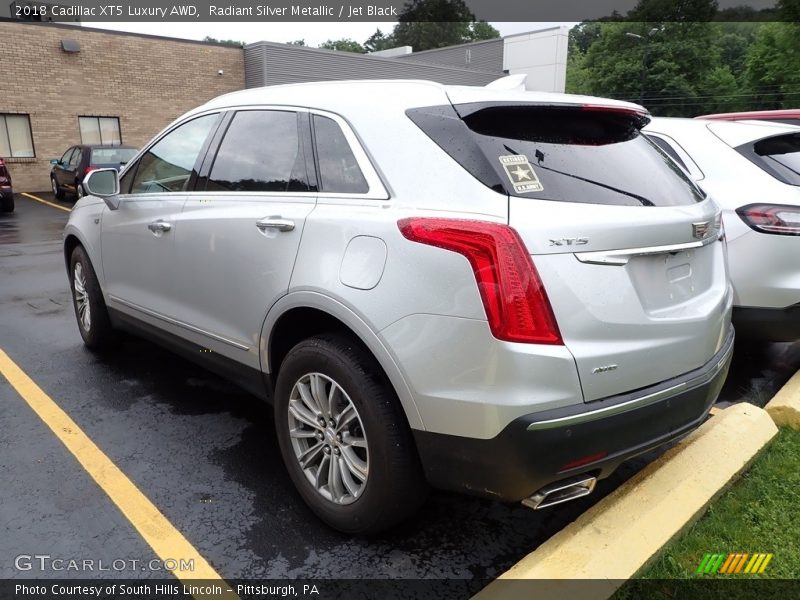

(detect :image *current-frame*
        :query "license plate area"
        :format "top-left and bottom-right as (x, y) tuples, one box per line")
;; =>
(627, 246), (713, 314)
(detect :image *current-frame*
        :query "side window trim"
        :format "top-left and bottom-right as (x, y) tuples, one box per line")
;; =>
(646, 132), (705, 181)
(298, 111), (318, 192)
(188, 111), (230, 192)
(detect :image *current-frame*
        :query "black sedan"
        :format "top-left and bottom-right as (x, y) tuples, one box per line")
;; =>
(50, 144), (137, 200)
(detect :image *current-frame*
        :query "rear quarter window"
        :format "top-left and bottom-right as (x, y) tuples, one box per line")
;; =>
(738, 132), (800, 186)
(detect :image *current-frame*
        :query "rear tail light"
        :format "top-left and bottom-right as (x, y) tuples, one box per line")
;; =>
(736, 204), (800, 236)
(398, 217), (562, 345)
(84, 166), (97, 176)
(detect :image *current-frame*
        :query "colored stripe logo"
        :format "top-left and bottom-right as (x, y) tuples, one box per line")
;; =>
(696, 552), (773, 574)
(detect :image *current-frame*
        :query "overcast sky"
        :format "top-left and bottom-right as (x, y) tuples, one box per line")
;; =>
(91, 22), (573, 46)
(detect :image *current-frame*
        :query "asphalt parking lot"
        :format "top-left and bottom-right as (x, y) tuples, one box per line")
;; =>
(2, 192), (799, 590)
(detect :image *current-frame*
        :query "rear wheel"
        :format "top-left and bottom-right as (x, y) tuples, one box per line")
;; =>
(0, 194), (13, 212)
(69, 245), (115, 350)
(274, 334), (428, 535)
(75, 181), (84, 199)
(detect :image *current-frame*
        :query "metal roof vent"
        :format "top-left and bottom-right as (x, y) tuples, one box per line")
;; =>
(61, 39), (80, 53)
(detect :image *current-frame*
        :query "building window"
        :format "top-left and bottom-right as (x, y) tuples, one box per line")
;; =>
(0, 113), (35, 158)
(79, 116), (122, 145)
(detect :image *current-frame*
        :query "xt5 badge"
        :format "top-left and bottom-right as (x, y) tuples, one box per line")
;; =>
(499, 155), (543, 194)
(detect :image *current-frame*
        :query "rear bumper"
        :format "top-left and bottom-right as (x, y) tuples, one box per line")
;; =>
(413, 329), (734, 502)
(733, 304), (800, 342)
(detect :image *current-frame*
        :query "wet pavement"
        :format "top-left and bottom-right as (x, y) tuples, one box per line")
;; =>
(1, 193), (799, 586)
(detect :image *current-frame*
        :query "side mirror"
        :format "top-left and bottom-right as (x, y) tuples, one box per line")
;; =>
(50, 159), (60, 166)
(83, 168), (121, 210)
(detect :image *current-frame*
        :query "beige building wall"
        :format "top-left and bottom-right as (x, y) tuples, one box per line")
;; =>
(0, 22), (245, 191)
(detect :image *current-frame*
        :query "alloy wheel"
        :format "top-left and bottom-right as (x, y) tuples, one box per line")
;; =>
(73, 262), (91, 332)
(287, 372), (369, 505)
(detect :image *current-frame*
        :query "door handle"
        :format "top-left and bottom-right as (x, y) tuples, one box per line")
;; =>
(256, 216), (295, 233)
(147, 220), (172, 233)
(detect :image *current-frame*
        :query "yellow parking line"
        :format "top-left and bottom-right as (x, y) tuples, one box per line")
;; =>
(0, 348), (238, 599)
(21, 192), (71, 212)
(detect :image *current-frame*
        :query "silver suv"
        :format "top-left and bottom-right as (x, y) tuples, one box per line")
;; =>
(64, 80), (734, 534)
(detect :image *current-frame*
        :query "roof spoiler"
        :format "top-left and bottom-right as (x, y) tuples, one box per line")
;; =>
(485, 74), (527, 92)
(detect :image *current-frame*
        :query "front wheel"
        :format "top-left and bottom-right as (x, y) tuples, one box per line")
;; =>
(51, 177), (64, 200)
(274, 335), (428, 535)
(69, 245), (115, 350)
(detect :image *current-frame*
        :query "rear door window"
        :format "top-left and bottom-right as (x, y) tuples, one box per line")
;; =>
(409, 104), (705, 206)
(206, 110), (310, 193)
(738, 132), (800, 186)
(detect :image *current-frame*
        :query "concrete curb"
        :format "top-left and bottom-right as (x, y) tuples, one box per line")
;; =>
(474, 403), (778, 600)
(765, 369), (800, 430)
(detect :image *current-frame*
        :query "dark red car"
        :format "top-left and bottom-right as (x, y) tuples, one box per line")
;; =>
(697, 109), (800, 127)
(0, 158), (13, 212)
(50, 144), (137, 200)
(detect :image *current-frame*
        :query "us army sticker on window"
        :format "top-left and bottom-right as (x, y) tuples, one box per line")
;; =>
(499, 155), (543, 194)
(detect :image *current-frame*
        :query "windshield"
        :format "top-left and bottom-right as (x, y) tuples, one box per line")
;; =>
(90, 147), (137, 164)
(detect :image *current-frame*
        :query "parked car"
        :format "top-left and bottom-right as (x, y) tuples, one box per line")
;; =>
(697, 109), (800, 127)
(63, 80), (733, 534)
(0, 158), (13, 212)
(50, 144), (137, 200)
(644, 118), (800, 341)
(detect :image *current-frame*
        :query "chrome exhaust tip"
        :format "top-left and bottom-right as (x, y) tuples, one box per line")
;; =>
(522, 475), (597, 510)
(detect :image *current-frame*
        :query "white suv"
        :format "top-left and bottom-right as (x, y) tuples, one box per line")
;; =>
(645, 118), (800, 341)
(64, 80), (733, 534)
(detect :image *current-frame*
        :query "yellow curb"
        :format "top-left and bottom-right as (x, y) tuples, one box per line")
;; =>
(765, 369), (800, 430)
(474, 403), (778, 600)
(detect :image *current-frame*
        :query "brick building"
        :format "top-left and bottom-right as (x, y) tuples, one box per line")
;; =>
(0, 20), (244, 191)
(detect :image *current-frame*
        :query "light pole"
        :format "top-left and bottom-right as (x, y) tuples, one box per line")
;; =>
(625, 28), (659, 106)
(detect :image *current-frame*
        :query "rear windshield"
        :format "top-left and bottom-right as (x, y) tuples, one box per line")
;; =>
(408, 104), (705, 206)
(739, 132), (800, 186)
(90, 147), (137, 164)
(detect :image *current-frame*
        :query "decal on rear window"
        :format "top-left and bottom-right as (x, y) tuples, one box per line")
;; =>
(499, 155), (543, 194)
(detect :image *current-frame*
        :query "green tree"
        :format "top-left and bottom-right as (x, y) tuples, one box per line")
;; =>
(364, 29), (396, 52)
(627, 0), (718, 21)
(569, 21), (602, 54)
(319, 38), (366, 53)
(744, 22), (800, 109)
(286, 39), (306, 46)
(202, 36), (243, 48)
(392, 0), (498, 51)
(469, 21), (500, 41)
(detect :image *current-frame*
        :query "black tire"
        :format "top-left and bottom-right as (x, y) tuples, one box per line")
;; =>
(274, 334), (428, 535)
(69, 245), (116, 350)
(0, 195), (13, 212)
(75, 180), (84, 199)
(51, 177), (64, 200)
